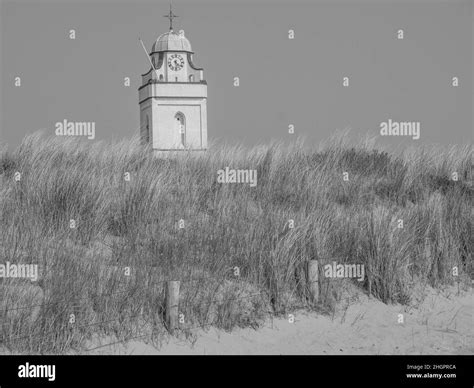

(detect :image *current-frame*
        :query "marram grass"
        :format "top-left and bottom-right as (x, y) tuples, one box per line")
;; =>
(0, 132), (472, 353)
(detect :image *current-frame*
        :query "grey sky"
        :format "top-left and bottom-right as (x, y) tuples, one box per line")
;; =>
(1, 0), (472, 150)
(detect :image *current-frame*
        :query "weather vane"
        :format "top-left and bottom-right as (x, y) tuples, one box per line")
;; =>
(163, 4), (179, 31)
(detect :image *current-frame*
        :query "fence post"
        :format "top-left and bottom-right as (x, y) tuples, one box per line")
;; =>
(307, 260), (319, 304)
(165, 281), (180, 334)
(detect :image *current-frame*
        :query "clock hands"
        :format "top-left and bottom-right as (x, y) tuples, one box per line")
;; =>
(168, 55), (183, 70)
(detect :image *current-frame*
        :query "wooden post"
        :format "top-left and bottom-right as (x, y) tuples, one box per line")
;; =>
(165, 281), (180, 334)
(307, 260), (319, 304)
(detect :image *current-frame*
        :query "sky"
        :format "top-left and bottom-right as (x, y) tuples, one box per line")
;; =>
(0, 0), (472, 150)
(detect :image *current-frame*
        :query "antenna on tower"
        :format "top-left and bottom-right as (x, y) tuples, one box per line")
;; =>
(163, 4), (179, 31)
(138, 37), (159, 80)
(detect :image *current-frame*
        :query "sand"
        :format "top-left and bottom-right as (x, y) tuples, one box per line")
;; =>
(87, 284), (473, 355)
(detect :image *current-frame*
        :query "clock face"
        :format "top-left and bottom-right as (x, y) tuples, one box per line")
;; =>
(168, 54), (184, 71)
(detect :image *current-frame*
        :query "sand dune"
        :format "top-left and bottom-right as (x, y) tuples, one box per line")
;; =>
(88, 285), (473, 355)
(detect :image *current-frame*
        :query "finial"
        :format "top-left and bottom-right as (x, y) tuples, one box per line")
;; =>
(163, 4), (179, 31)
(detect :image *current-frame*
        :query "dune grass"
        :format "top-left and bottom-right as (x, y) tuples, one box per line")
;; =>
(0, 131), (472, 353)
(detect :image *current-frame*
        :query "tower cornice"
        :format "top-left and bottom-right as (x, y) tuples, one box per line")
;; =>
(149, 50), (194, 55)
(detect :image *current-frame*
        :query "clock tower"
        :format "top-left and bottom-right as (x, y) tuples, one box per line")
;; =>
(138, 7), (207, 152)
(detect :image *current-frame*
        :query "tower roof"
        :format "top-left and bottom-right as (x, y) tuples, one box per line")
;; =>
(151, 30), (192, 53)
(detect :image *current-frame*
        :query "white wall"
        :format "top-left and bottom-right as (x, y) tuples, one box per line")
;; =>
(152, 100), (205, 149)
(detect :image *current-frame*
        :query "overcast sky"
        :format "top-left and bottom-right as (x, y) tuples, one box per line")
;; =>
(1, 0), (472, 150)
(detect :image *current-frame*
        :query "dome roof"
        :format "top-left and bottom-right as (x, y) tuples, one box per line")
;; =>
(151, 30), (192, 53)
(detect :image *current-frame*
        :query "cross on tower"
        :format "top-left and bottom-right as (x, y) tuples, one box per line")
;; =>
(163, 4), (179, 31)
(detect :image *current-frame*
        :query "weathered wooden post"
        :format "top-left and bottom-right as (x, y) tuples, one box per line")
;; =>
(307, 260), (319, 304)
(165, 281), (180, 334)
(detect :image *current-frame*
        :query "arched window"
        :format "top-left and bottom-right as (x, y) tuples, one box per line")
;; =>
(175, 77), (178, 82)
(145, 115), (150, 143)
(175, 112), (186, 148)
(189, 74), (194, 82)
(159, 74), (164, 81)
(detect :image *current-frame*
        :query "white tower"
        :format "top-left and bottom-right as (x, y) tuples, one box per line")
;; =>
(138, 7), (207, 152)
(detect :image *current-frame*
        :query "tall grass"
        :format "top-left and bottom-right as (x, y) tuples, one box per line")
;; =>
(0, 131), (472, 353)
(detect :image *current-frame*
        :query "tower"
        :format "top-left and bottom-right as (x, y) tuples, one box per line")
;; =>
(138, 7), (207, 152)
